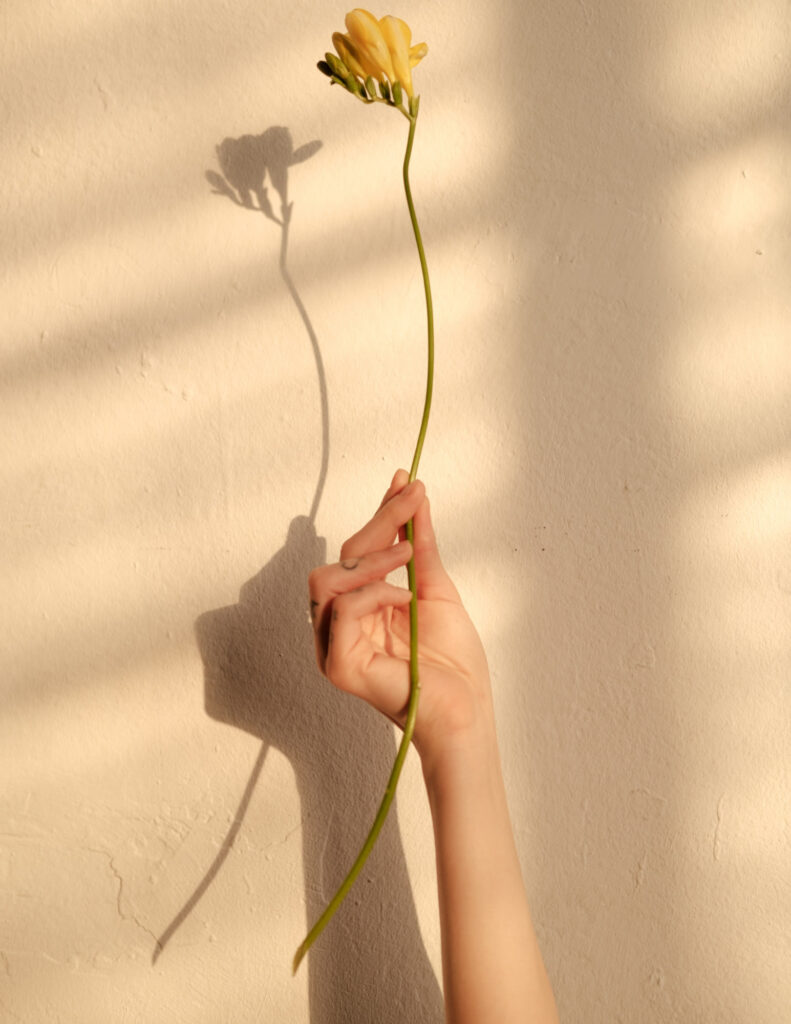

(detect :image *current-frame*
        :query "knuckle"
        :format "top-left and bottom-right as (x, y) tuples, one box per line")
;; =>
(332, 589), (354, 615)
(307, 566), (325, 593)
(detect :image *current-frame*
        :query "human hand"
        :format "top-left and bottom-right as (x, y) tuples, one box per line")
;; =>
(308, 470), (493, 764)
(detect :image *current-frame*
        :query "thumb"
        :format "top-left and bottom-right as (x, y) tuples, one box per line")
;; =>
(412, 492), (460, 602)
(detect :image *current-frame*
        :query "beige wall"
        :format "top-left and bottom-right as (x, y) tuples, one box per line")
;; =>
(2, 2), (789, 1021)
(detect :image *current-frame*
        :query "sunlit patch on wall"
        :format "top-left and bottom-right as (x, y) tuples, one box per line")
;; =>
(670, 135), (791, 244)
(678, 452), (791, 551)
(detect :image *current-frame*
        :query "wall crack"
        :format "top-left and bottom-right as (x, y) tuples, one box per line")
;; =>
(713, 794), (726, 862)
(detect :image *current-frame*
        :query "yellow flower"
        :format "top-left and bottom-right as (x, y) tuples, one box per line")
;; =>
(331, 9), (428, 99)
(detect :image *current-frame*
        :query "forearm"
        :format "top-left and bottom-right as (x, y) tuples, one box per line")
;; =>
(421, 708), (559, 1024)
(306, 473), (557, 1013)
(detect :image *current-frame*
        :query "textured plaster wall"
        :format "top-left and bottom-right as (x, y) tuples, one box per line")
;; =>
(2, 1), (790, 1021)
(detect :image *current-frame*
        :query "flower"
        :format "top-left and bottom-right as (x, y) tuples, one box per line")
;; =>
(327, 9), (427, 100)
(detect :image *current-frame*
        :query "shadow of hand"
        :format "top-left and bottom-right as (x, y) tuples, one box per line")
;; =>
(195, 516), (443, 1020)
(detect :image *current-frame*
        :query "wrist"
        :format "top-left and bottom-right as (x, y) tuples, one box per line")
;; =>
(417, 701), (502, 800)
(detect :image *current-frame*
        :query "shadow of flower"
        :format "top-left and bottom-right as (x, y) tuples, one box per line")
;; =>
(207, 127), (322, 223)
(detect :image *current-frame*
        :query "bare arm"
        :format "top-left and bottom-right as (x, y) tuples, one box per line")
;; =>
(308, 470), (559, 1023)
(422, 721), (559, 1023)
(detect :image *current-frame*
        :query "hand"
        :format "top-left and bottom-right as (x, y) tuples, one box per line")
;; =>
(308, 470), (493, 763)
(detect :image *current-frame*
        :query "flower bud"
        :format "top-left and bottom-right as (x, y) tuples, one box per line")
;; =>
(379, 79), (391, 101)
(365, 75), (377, 99)
(325, 52), (351, 80)
(391, 81), (403, 108)
(317, 60), (333, 78)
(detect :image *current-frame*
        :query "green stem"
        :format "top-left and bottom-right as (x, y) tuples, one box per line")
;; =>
(403, 98), (434, 484)
(293, 96), (433, 975)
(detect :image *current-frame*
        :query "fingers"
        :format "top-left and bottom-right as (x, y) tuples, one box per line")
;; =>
(378, 468), (410, 510)
(325, 581), (413, 705)
(311, 539), (412, 601)
(308, 539), (413, 671)
(308, 471), (460, 689)
(340, 478), (425, 560)
(379, 468), (411, 544)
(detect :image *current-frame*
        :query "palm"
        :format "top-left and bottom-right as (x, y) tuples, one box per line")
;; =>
(353, 591), (489, 751)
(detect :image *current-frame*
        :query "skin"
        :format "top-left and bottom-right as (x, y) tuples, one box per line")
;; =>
(308, 470), (561, 1024)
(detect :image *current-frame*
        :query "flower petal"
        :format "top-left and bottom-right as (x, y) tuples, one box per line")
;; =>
(379, 15), (413, 97)
(332, 31), (366, 81)
(345, 8), (395, 83)
(409, 41), (428, 69)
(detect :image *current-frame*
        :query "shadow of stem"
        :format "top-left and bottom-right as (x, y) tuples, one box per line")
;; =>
(153, 127), (442, 1022)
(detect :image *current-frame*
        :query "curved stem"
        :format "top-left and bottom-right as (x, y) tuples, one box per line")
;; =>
(403, 98), (434, 485)
(293, 97), (433, 975)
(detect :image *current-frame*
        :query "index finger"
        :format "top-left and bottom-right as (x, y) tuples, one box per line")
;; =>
(378, 468), (410, 510)
(340, 479), (425, 560)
